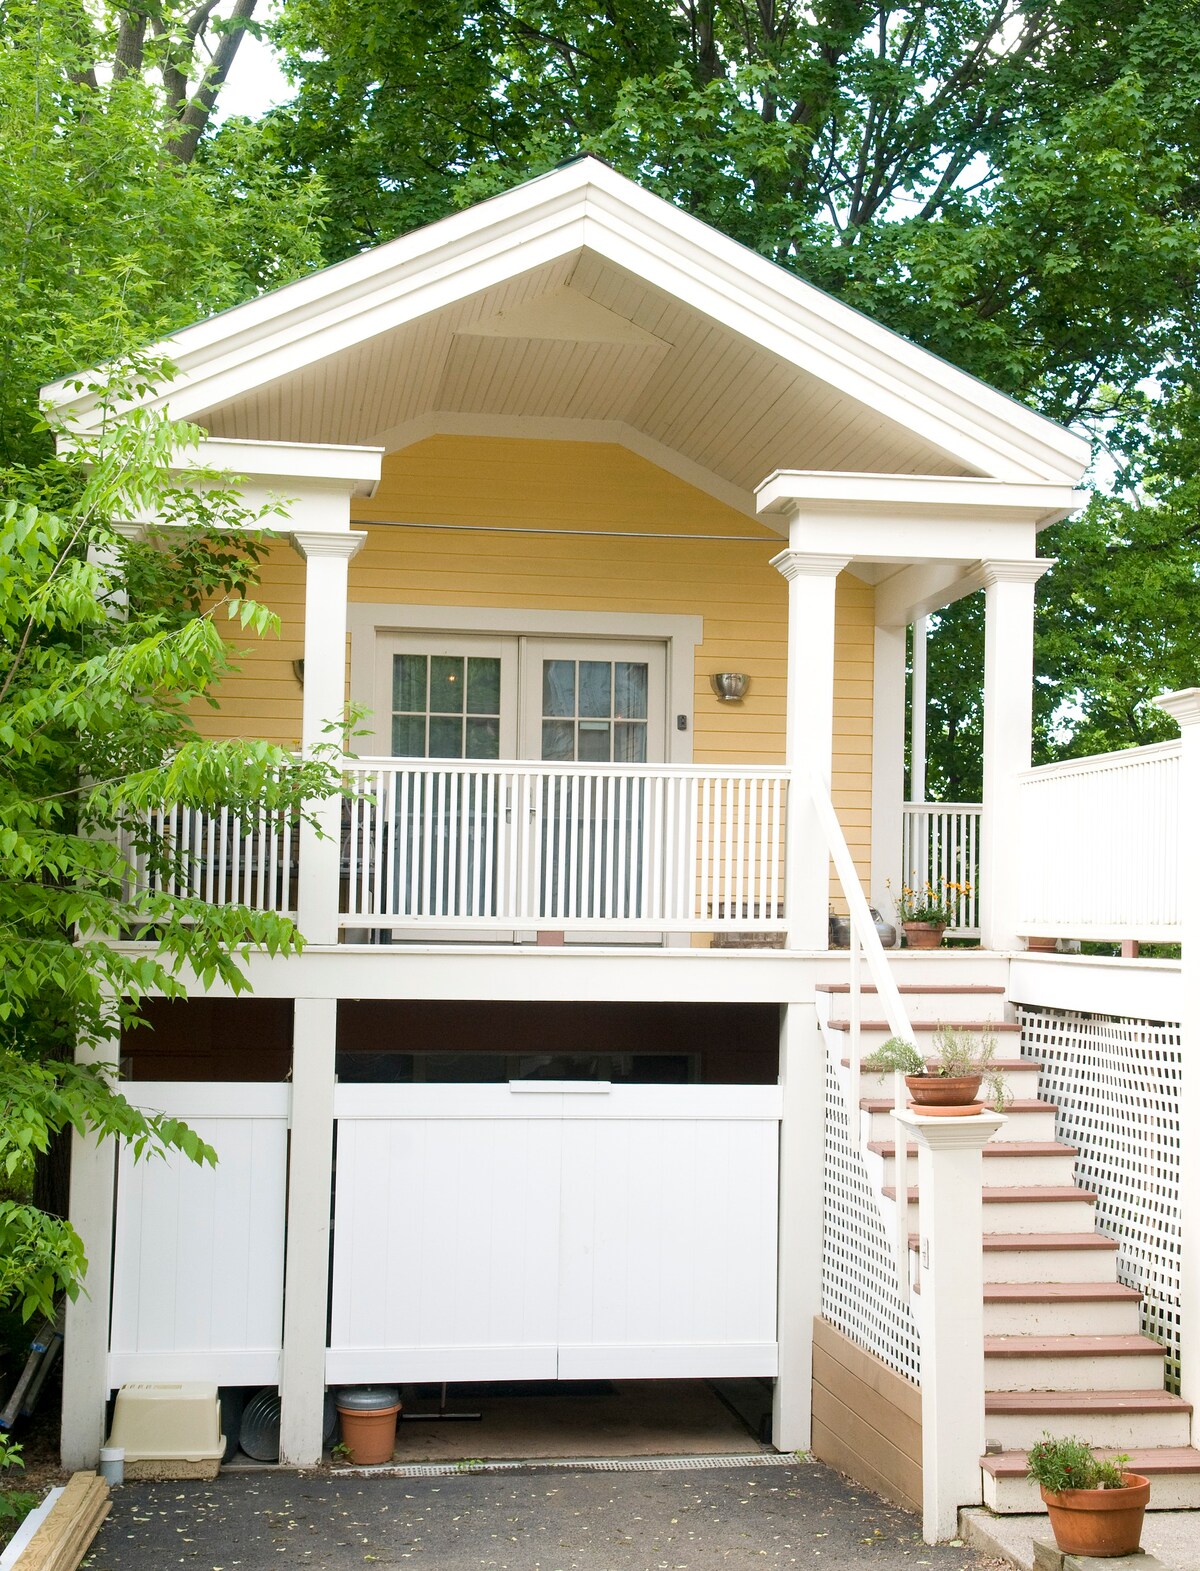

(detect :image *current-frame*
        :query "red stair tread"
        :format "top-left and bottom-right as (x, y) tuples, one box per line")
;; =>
(985, 1334), (1165, 1357)
(861, 1096), (1055, 1113)
(983, 1447), (1200, 1478)
(983, 1232), (1118, 1251)
(984, 1282), (1142, 1301)
(885, 1185), (1096, 1203)
(828, 1018), (1020, 1032)
(869, 1140), (1072, 1158)
(817, 983), (1006, 994)
(987, 1390), (1190, 1414)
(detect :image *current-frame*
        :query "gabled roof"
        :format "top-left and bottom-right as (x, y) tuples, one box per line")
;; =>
(44, 158), (1089, 489)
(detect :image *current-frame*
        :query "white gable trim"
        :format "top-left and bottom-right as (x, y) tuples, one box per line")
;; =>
(44, 159), (1088, 487)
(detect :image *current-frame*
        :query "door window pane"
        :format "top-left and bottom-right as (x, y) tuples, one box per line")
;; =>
(541, 720), (574, 761)
(430, 655), (465, 714)
(614, 722), (647, 763)
(429, 715), (464, 757)
(465, 717), (500, 759)
(393, 654), (427, 712)
(467, 657), (500, 715)
(578, 662), (612, 719)
(542, 660), (575, 717)
(615, 662), (648, 721)
(577, 721), (610, 762)
(391, 713), (426, 756)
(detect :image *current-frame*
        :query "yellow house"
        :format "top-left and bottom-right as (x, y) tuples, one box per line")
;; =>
(47, 159), (1200, 1538)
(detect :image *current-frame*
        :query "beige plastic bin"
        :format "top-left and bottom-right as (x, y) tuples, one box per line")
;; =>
(107, 1382), (225, 1480)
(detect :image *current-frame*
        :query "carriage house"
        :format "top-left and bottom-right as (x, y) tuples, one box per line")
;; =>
(46, 159), (1200, 1541)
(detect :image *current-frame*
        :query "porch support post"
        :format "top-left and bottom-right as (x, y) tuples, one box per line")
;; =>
(278, 996), (337, 1466)
(60, 1032), (120, 1469)
(978, 560), (1052, 950)
(871, 622), (907, 919)
(771, 547), (849, 948)
(292, 531), (366, 945)
(895, 1107), (1005, 1543)
(1153, 687), (1200, 1438)
(773, 1001), (826, 1451)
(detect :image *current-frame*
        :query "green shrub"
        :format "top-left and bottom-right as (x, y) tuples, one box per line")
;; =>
(1026, 1434), (1130, 1493)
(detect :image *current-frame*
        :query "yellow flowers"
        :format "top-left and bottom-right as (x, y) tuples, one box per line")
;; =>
(893, 874), (972, 925)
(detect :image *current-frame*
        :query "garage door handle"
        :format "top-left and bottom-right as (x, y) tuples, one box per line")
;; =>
(508, 1080), (612, 1094)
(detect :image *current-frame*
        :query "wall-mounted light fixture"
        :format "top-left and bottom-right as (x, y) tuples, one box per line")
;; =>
(293, 659), (305, 686)
(710, 672), (750, 703)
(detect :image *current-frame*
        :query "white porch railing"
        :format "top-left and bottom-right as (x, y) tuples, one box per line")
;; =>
(341, 760), (789, 933)
(901, 802), (981, 936)
(121, 802), (298, 915)
(1016, 740), (1180, 940)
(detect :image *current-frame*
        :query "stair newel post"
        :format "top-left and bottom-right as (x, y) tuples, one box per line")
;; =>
(895, 1105), (1005, 1544)
(892, 1074), (910, 1296)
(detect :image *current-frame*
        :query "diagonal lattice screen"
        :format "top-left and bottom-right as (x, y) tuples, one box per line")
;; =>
(1018, 1006), (1182, 1389)
(822, 1054), (920, 1381)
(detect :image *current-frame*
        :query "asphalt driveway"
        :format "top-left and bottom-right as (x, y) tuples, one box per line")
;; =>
(85, 1459), (998, 1570)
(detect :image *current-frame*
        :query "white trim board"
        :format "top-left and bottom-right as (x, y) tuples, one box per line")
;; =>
(45, 160), (1088, 487)
(347, 601), (701, 763)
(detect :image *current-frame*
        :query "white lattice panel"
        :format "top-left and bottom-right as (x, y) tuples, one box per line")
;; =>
(1019, 1007), (1182, 1386)
(822, 1055), (920, 1381)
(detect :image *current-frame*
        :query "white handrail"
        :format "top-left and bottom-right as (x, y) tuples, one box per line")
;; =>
(808, 769), (916, 1293)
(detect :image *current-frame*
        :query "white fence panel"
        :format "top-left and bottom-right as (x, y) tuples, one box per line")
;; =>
(1017, 741), (1180, 940)
(901, 803), (981, 936)
(328, 1082), (780, 1384)
(122, 803), (297, 915)
(341, 761), (788, 933)
(109, 1084), (289, 1387)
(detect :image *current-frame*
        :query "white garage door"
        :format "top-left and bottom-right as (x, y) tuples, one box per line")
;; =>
(326, 1082), (781, 1384)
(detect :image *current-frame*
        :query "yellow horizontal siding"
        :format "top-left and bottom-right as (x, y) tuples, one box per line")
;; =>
(196, 435), (875, 884)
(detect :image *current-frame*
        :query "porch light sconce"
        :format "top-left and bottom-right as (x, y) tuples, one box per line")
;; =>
(710, 672), (750, 703)
(293, 659), (305, 686)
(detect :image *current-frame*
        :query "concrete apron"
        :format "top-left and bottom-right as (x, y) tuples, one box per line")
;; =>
(961, 1508), (1200, 1571)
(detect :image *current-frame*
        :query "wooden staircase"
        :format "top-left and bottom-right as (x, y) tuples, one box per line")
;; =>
(816, 977), (1200, 1514)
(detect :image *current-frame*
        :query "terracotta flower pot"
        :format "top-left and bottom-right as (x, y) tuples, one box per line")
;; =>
(903, 921), (946, 949)
(1040, 1475), (1150, 1557)
(904, 1073), (982, 1109)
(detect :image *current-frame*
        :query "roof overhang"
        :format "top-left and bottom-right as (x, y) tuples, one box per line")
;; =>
(44, 160), (1090, 491)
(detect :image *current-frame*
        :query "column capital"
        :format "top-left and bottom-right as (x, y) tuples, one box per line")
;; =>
(769, 550), (849, 583)
(894, 1108), (1006, 1149)
(291, 529), (367, 561)
(978, 557), (1056, 589)
(1154, 688), (1200, 729)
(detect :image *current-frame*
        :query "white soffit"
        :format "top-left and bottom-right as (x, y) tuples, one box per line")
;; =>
(42, 159), (1089, 488)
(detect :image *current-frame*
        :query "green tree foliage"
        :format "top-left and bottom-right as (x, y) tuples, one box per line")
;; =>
(0, 0), (326, 466)
(0, 381), (344, 1369)
(269, 0), (1200, 776)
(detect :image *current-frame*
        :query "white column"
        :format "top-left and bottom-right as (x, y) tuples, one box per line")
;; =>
(871, 623), (907, 918)
(278, 996), (337, 1466)
(978, 560), (1052, 950)
(773, 1002), (826, 1451)
(910, 617), (928, 804)
(60, 1034), (120, 1470)
(291, 531), (366, 946)
(771, 547), (849, 948)
(895, 1107), (1005, 1543)
(1154, 688), (1200, 1439)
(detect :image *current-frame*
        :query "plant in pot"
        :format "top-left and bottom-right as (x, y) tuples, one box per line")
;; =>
(862, 1027), (1009, 1115)
(1026, 1434), (1150, 1556)
(892, 878), (968, 948)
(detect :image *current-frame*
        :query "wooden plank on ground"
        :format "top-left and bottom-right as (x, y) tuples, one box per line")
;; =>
(14, 1473), (109, 1571)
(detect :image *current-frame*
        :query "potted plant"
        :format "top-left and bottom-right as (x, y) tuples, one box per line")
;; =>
(862, 1027), (1009, 1115)
(892, 878), (968, 948)
(1026, 1435), (1150, 1556)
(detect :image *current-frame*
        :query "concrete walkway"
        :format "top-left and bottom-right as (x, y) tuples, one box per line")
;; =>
(86, 1459), (998, 1570)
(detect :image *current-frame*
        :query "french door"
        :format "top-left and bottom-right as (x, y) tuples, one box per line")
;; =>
(372, 632), (667, 935)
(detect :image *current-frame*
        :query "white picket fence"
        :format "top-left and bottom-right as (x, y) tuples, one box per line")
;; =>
(1016, 741), (1180, 940)
(900, 803), (981, 936)
(341, 760), (790, 933)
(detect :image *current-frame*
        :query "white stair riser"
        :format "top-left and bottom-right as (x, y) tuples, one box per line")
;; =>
(910, 1197), (1097, 1233)
(983, 1299), (1145, 1336)
(985, 1353), (1166, 1392)
(985, 1408), (1193, 1451)
(857, 1067), (1042, 1099)
(984, 1249), (1118, 1284)
(983, 1471), (1200, 1514)
(872, 956), (1011, 988)
(866, 1108), (1058, 1143)
(880, 1152), (1075, 1188)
